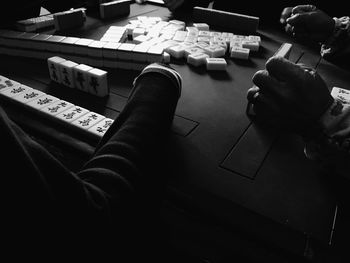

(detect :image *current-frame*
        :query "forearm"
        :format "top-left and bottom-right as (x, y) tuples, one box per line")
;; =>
(78, 73), (179, 200)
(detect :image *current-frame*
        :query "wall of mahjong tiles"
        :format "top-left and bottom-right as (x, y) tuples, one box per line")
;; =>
(0, 3), (342, 260)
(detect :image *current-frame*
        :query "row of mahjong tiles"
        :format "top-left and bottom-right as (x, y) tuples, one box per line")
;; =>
(0, 75), (113, 138)
(0, 16), (260, 71)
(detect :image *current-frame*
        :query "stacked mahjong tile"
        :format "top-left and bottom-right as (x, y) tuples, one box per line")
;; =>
(15, 8), (86, 32)
(0, 75), (114, 140)
(114, 16), (261, 71)
(0, 28), (165, 71)
(48, 56), (109, 97)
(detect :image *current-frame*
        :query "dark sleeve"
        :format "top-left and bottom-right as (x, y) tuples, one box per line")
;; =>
(41, 0), (87, 13)
(0, 73), (178, 256)
(172, 0), (211, 16)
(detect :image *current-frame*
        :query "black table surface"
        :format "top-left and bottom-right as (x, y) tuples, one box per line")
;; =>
(1, 3), (350, 261)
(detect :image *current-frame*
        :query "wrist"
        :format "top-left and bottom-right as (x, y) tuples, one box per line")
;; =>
(321, 16), (350, 55)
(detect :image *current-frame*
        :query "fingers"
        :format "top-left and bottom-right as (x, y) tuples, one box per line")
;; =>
(286, 12), (308, 27)
(291, 4), (317, 15)
(280, 7), (293, 24)
(247, 85), (259, 103)
(252, 69), (281, 94)
(265, 56), (304, 83)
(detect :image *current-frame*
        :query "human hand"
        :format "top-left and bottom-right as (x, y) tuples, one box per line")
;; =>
(247, 56), (334, 134)
(286, 5), (335, 43)
(163, 0), (185, 12)
(280, 6), (293, 25)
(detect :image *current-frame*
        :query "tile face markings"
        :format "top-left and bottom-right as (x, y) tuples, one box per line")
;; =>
(40, 100), (74, 116)
(87, 68), (109, 97)
(71, 112), (106, 130)
(88, 118), (114, 137)
(1, 85), (31, 98)
(12, 88), (45, 103)
(26, 94), (59, 109)
(73, 64), (93, 92)
(56, 105), (90, 123)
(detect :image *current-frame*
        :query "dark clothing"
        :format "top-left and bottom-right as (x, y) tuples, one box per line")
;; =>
(0, 72), (179, 260)
(212, 1), (343, 25)
(177, 0), (343, 25)
(1, 0), (86, 26)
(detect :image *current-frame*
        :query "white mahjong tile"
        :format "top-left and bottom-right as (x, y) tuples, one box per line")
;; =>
(169, 19), (186, 28)
(117, 43), (136, 60)
(209, 32), (222, 38)
(59, 37), (80, 54)
(147, 29), (160, 38)
(59, 60), (79, 88)
(184, 36), (197, 43)
(206, 58), (227, 71)
(186, 26), (199, 34)
(0, 76), (10, 92)
(193, 23), (209, 31)
(73, 64), (93, 92)
(187, 53), (209, 67)
(40, 100), (74, 116)
(167, 45), (185, 59)
(221, 32), (234, 39)
(12, 88), (45, 104)
(147, 46), (163, 62)
(1, 84), (30, 98)
(102, 42), (121, 59)
(162, 52), (171, 63)
(88, 40), (107, 58)
(0, 75), (8, 83)
(230, 40), (243, 49)
(47, 56), (66, 83)
(230, 47), (250, 59)
(204, 45), (226, 58)
(71, 112), (106, 130)
(198, 31), (211, 37)
(248, 35), (261, 43)
(196, 42), (210, 49)
(45, 35), (66, 52)
(173, 31), (187, 42)
(30, 34), (52, 50)
(16, 32), (39, 49)
(242, 40), (260, 52)
(132, 44), (150, 62)
(184, 47), (204, 58)
(0, 79), (21, 90)
(133, 34), (151, 44)
(86, 68), (109, 97)
(100, 35), (122, 43)
(132, 27), (146, 39)
(331, 87), (350, 104)
(232, 35), (249, 41)
(26, 94), (59, 109)
(56, 105), (89, 122)
(74, 38), (94, 56)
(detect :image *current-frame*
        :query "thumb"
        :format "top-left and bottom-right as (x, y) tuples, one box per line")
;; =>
(265, 56), (305, 83)
(292, 4), (317, 15)
(286, 12), (308, 27)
